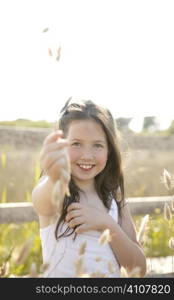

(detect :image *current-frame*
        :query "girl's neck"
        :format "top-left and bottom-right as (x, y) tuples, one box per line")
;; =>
(79, 188), (106, 211)
(74, 179), (96, 194)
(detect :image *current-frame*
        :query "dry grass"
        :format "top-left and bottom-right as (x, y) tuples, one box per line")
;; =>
(137, 214), (149, 246)
(124, 150), (174, 197)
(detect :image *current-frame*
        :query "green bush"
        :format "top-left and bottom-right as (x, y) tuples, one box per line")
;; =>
(0, 222), (42, 276)
(134, 214), (174, 257)
(0, 119), (52, 128)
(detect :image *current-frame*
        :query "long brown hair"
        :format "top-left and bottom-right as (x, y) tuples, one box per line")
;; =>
(55, 99), (125, 240)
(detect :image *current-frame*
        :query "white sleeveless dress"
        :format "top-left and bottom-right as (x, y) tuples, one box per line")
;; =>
(40, 199), (120, 277)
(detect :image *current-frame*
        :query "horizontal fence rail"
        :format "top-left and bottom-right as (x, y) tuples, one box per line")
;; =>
(0, 196), (172, 224)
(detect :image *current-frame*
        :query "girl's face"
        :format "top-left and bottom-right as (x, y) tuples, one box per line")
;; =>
(67, 119), (109, 189)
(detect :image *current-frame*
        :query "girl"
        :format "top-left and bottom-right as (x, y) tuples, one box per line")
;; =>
(32, 99), (146, 278)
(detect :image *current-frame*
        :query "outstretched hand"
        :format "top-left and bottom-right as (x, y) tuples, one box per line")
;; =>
(40, 130), (70, 183)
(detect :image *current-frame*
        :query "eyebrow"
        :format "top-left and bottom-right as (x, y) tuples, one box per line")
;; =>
(70, 138), (106, 144)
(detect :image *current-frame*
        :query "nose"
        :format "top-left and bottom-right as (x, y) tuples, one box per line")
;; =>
(80, 147), (94, 160)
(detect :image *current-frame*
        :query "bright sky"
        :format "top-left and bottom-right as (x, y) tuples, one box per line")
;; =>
(0, 0), (173, 131)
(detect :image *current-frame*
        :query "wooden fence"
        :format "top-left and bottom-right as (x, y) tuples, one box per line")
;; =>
(0, 196), (171, 224)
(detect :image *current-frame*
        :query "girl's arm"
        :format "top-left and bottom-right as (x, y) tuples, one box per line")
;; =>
(32, 175), (60, 228)
(106, 203), (147, 277)
(32, 130), (70, 228)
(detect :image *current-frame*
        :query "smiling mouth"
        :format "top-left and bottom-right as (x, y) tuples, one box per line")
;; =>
(77, 163), (95, 171)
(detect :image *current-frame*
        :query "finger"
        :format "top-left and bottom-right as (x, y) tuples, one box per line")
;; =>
(43, 130), (63, 146)
(41, 150), (67, 172)
(65, 210), (82, 222)
(67, 203), (82, 212)
(41, 140), (69, 156)
(40, 140), (69, 162)
(68, 217), (84, 228)
(56, 137), (69, 146)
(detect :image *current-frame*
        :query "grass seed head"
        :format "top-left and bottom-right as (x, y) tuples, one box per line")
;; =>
(0, 261), (10, 278)
(40, 263), (50, 274)
(95, 257), (102, 262)
(120, 267), (128, 278)
(74, 255), (86, 277)
(137, 214), (149, 246)
(108, 261), (114, 274)
(169, 237), (174, 250)
(128, 266), (141, 278)
(13, 237), (33, 266)
(78, 273), (90, 278)
(90, 271), (107, 278)
(98, 229), (111, 246)
(56, 47), (61, 61)
(164, 202), (172, 221)
(29, 262), (38, 278)
(48, 48), (53, 57)
(171, 197), (174, 212)
(42, 28), (49, 33)
(79, 241), (87, 255)
(162, 169), (174, 192)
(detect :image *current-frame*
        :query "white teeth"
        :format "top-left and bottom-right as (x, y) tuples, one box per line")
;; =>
(79, 164), (93, 169)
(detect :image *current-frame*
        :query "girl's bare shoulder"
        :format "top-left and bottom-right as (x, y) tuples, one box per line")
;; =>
(39, 214), (59, 229)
